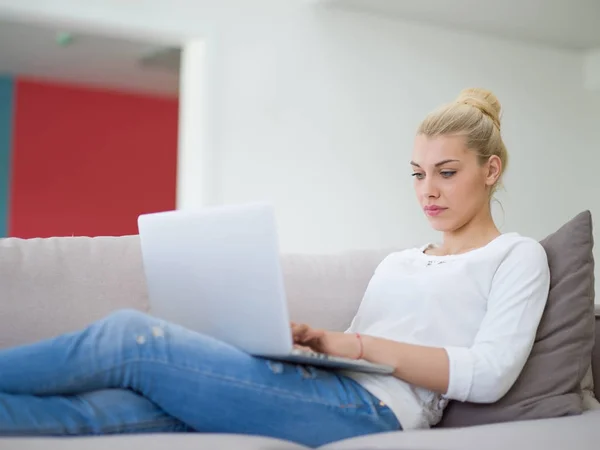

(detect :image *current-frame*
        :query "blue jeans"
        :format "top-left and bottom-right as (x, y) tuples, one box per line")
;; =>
(0, 309), (400, 447)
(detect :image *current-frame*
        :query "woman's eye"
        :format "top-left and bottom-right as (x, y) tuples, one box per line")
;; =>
(441, 171), (456, 178)
(411, 173), (425, 180)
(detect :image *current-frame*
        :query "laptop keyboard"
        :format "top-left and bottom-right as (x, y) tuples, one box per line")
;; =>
(292, 349), (331, 360)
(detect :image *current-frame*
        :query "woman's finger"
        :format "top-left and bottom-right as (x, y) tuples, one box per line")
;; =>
(294, 344), (313, 352)
(301, 328), (324, 342)
(291, 323), (309, 341)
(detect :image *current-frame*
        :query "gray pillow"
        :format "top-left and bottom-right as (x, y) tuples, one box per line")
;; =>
(593, 315), (600, 402)
(438, 210), (596, 427)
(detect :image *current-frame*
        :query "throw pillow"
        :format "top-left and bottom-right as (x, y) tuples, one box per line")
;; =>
(438, 210), (596, 427)
(593, 312), (600, 402)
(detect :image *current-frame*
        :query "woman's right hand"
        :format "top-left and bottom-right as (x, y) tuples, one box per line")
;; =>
(290, 321), (362, 359)
(290, 321), (337, 355)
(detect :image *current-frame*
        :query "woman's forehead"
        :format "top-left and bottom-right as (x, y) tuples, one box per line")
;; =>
(412, 135), (472, 164)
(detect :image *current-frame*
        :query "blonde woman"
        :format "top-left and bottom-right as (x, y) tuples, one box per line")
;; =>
(0, 89), (550, 448)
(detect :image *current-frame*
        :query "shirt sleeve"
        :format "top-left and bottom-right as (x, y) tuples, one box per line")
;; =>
(443, 240), (550, 403)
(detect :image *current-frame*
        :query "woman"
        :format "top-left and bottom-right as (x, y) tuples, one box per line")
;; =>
(0, 88), (550, 448)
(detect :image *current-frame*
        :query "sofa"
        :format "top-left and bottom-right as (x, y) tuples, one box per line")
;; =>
(0, 219), (599, 449)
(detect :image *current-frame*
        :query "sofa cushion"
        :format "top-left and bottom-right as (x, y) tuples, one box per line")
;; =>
(0, 434), (308, 450)
(439, 210), (596, 427)
(0, 236), (149, 349)
(323, 409), (600, 450)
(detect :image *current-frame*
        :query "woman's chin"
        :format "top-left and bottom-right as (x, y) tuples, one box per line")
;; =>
(426, 216), (458, 233)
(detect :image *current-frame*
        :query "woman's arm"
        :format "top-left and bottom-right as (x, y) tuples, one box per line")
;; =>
(362, 337), (449, 393)
(292, 324), (450, 393)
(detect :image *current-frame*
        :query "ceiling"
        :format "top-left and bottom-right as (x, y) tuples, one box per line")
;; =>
(0, 17), (180, 96)
(1, 0), (597, 95)
(320, 0), (600, 50)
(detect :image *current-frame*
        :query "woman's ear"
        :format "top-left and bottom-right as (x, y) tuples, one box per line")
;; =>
(485, 155), (502, 187)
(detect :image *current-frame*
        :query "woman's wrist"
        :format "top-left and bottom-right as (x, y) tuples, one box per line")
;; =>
(326, 331), (364, 359)
(355, 333), (364, 359)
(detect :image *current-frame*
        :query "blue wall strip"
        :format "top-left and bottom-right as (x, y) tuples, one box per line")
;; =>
(0, 76), (15, 237)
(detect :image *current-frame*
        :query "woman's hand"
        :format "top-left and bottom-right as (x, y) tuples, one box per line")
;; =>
(290, 322), (361, 359)
(292, 323), (451, 395)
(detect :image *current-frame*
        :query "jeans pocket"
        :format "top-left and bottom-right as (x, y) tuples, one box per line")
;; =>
(361, 392), (402, 430)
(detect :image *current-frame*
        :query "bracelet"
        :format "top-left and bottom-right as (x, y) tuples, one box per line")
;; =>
(355, 333), (364, 360)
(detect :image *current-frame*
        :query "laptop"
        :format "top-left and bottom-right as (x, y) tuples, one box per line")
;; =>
(137, 202), (394, 375)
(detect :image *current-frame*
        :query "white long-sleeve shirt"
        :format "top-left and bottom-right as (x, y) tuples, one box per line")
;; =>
(342, 233), (550, 430)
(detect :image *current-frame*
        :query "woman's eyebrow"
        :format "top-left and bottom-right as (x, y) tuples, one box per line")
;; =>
(410, 159), (460, 168)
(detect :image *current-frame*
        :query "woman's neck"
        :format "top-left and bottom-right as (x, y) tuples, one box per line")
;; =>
(436, 208), (500, 256)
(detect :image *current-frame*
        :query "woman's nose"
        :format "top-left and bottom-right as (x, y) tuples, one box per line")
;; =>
(422, 178), (440, 199)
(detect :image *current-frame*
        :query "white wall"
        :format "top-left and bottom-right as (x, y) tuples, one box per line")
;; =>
(0, 0), (597, 257)
(585, 51), (600, 146)
(213, 5), (597, 256)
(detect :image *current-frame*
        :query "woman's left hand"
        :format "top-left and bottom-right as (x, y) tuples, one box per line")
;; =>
(290, 322), (360, 359)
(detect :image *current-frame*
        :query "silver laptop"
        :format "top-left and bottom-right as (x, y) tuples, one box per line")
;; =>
(137, 202), (394, 375)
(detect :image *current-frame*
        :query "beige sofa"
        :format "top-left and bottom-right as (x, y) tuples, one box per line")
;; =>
(0, 235), (598, 450)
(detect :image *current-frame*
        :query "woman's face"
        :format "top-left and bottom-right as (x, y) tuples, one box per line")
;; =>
(410, 134), (500, 233)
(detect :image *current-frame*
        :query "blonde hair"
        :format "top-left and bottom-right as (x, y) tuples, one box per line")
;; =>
(417, 88), (508, 195)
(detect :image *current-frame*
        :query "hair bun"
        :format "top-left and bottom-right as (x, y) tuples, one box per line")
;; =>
(456, 88), (502, 129)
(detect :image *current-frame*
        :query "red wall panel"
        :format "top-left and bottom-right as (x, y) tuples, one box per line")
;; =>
(10, 78), (178, 238)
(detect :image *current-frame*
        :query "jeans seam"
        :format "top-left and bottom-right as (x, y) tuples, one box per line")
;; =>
(64, 357), (372, 410)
